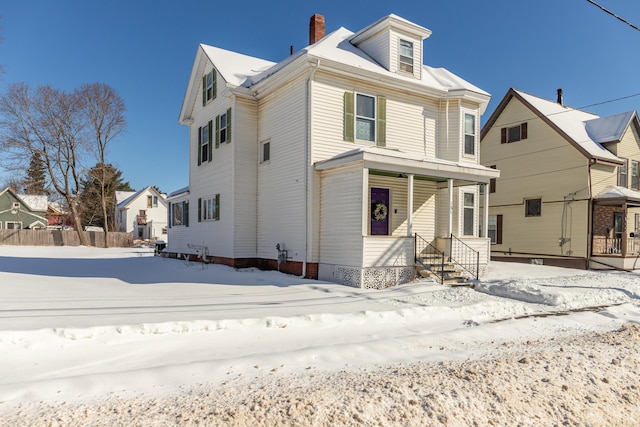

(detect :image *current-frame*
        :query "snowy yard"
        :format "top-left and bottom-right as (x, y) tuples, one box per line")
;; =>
(1, 246), (639, 426)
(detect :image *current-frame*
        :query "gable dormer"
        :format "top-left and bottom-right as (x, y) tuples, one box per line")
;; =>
(349, 14), (431, 80)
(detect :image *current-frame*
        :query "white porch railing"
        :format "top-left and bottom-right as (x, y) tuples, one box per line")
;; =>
(592, 237), (640, 255)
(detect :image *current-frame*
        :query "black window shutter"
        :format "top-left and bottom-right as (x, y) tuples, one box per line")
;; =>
(215, 115), (220, 148)
(496, 214), (503, 244)
(184, 201), (189, 227)
(198, 198), (202, 222)
(197, 127), (202, 165)
(521, 122), (528, 140)
(168, 202), (172, 228)
(215, 194), (220, 220)
(202, 76), (207, 106)
(208, 120), (213, 161)
(500, 128), (507, 144)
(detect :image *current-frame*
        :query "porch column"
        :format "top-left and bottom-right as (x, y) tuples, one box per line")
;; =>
(407, 174), (414, 236)
(362, 168), (369, 236)
(447, 178), (454, 237)
(483, 183), (490, 238)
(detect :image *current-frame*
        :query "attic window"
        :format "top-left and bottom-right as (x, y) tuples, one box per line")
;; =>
(202, 70), (216, 105)
(501, 123), (528, 143)
(399, 40), (414, 74)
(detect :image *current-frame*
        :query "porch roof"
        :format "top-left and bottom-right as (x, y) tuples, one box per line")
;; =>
(593, 185), (640, 206)
(314, 147), (500, 184)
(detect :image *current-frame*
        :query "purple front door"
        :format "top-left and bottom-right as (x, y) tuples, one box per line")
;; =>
(370, 187), (389, 235)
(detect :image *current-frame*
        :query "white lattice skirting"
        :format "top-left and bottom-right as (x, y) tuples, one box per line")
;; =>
(333, 266), (415, 289)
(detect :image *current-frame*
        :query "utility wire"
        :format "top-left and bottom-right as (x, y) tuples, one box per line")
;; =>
(585, 0), (640, 32)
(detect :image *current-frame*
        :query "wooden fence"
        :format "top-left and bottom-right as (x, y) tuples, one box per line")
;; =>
(0, 229), (133, 247)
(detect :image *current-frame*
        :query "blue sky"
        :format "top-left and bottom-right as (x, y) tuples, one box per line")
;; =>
(2, 1), (640, 194)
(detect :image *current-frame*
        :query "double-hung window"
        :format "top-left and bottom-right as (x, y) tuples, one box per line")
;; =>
(198, 121), (212, 164)
(356, 94), (376, 142)
(170, 201), (189, 227)
(619, 160), (628, 187)
(631, 160), (639, 190)
(198, 195), (220, 221)
(202, 70), (216, 105)
(464, 113), (476, 156)
(344, 92), (386, 146)
(399, 39), (414, 73)
(216, 108), (232, 146)
(463, 193), (475, 236)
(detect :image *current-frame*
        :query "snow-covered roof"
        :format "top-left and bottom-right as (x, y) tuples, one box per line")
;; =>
(168, 186), (189, 199)
(199, 45), (275, 87)
(116, 187), (166, 210)
(17, 194), (48, 212)
(594, 185), (640, 201)
(242, 26), (488, 97)
(115, 191), (136, 206)
(584, 111), (636, 144)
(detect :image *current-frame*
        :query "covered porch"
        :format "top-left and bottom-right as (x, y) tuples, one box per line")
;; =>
(590, 186), (640, 270)
(315, 147), (500, 288)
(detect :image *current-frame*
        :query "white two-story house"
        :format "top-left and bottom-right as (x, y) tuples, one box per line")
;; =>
(115, 186), (168, 241)
(167, 14), (499, 288)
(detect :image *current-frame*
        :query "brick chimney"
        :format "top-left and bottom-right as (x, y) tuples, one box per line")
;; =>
(309, 14), (325, 45)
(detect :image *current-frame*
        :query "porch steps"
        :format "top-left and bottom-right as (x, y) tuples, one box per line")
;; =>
(415, 258), (469, 285)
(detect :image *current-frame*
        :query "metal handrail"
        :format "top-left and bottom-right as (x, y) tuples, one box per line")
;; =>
(414, 233), (445, 284)
(449, 234), (479, 280)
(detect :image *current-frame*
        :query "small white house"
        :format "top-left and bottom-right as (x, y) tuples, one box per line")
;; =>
(167, 14), (499, 288)
(115, 186), (168, 241)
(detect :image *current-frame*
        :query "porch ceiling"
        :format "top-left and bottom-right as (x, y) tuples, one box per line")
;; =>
(314, 147), (500, 184)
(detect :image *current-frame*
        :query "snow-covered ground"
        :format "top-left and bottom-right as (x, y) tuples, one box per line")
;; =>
(1, 246), (639, 426)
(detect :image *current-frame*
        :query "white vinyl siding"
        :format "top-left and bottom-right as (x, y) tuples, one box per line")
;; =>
(319, 165), (364, 266)
(232, 97), (258, 258)
(312, 72), (441, 162)
(256, 75), (308, 261)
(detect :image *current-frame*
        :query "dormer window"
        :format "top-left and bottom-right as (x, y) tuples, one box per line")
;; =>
(399, 39), (414, 73)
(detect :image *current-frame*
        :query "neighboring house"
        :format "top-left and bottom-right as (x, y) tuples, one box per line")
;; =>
(167, 14), (499, 288)
(0, 187), (48, 229)
(115, 186), (168, 241)
(47, 201), (74, 229)
(480, 88), (640, 270)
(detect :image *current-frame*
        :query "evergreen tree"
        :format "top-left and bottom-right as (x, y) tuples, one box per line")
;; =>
(78, 163), (133, 230)
(23, 151), (47, 194)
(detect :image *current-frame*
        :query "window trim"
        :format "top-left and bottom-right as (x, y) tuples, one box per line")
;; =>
(170, 200), (189, 227)
(462, 192), (475, 236)
(618, 159), (628, 187)
(631, 160), (639, 190)
(525, 198), (542, 217)
(202, 70), (216, 105)
(398, 39), (414, 74)
(260, 140), (271, 164)
(463, 113), (476, 156)
(6, 221), (23, 230)
(501, 123), (528, 144)
(355, 92), (376, 143)
(199, 195), (220, 222)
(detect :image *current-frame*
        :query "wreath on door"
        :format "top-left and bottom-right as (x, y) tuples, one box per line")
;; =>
(371, 200), (388, 222)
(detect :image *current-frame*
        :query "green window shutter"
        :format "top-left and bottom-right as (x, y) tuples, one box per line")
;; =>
(197, 127), (202, 165)
(376, 95), (386, 147)
(226, 107), (232, 143)
(215, 115), (220, 148)
(198, 198), (202, 222)
(202, 76), (207, 106)
(184, 201), (189, 227)
(215, 194), (220, 220)
(343, 92), (354, 142)
(212, 71), (217, 100)
(208, 120), (213, 161)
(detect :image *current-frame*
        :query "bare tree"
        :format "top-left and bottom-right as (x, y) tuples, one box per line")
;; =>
(0, 83), (89, 244)
(79, 83), (126, 247)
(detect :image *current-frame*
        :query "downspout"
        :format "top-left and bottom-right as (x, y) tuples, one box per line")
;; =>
(586, 158), (595, 268)
(303, 59), (320, 278)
